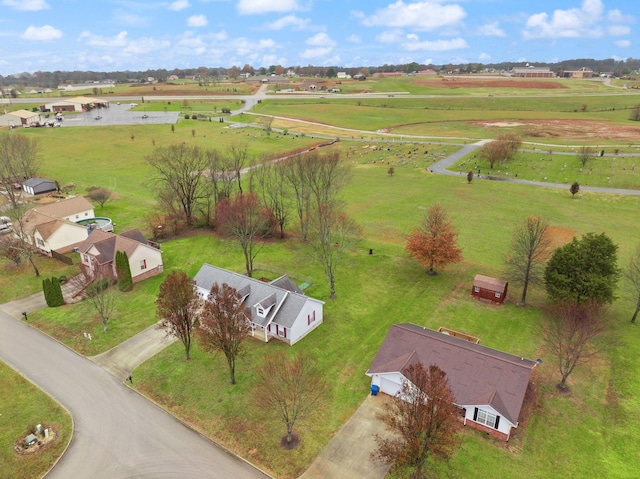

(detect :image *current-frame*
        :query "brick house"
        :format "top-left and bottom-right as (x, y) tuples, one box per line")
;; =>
(366, 324), (537, 441)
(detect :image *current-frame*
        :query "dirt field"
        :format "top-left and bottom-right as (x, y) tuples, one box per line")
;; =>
(418, 79), (568, 89)
(472, 119), (640, 141)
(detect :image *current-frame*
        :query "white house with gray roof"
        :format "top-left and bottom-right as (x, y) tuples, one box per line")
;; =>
(194, 264), (324, 345)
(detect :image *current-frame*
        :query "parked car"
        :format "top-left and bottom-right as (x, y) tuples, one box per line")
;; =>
(0, 216), (13, 232)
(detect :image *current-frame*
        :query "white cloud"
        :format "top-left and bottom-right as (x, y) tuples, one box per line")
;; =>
(615, 39), (630, 48)
(522, 0), (607, 39)
(477, 22), (506, 37)
(115, 12), (150, 28)
(238, 0), (299, 15)
(2, 0), (49, 11)
(608, 25), (630, 36)
(78, 31), (129, 48)
(187, 14), (208, 27)
(301, 47), (333, 59)
(401, 37), (468, 51)
(266, 15), (310, 30)
(21, 25), (62, 41)
(362, 1), (466, 31)
(478, 52), (491, 61)
(123, 38), (172, 56)
(376, 30), (403, 44)
(306, 32), (336, 47)
(168, 0), (190, 11)
(346, 34), (361, 43)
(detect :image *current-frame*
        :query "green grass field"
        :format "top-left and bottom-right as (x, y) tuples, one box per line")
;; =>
(2, 83), (640, 478)
(0, 362), (72, 479)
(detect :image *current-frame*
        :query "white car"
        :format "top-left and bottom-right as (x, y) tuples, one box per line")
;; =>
(0, 216), (12, 232)
(130, 103), (138, 107)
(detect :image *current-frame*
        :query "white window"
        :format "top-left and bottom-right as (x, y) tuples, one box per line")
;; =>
(278, 328), (285, 338)
(140, 259), (147, 270)
(476, 409), (497, 428)
(75, 214), (79, 219)
(474, 286), (480, 293)
(85, 212), (89, 216)
(256, 306), (265, 317)
(495, 292), (501, 298)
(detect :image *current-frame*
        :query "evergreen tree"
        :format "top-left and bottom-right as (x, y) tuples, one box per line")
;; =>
(42, 277), (53, 306)
(50, 276), (64, 306)
(116, 251), (133, 292)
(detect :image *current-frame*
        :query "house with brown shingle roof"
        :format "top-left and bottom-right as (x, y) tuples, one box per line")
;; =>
(194, 264), (323, 345)
(78, 229), (163, 283)
(366, 324), (538, 441)
(16, 209), (90, 255)
(34, 196), (95, 222)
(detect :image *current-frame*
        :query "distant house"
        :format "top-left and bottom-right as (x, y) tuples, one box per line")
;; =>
(416, 69), (437, 76)
(336, 72), (350, 79)
(562, 67), (594, 79)
(33, 196), (95, 222)
(22, 178), (57, 195)
(471, 275), (508, 304)
(0, 109), (42, 128)
(511, 65), (554, 78)
(366, 324), (538, 441)
(167, 74), (179, 81)
(78, 229), (163, 283)
(44, 96), (109, 112)
(298, 80), (325, 91)
(15, 209), (90, 255)
(194, 264), (324, 345)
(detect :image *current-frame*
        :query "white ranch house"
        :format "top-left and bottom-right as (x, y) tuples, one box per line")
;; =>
(194, 264), (324, 346)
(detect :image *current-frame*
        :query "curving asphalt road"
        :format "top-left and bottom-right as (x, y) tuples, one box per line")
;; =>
(0, 302), (269, 479)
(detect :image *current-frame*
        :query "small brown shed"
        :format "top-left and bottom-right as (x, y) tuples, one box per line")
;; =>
(472, 274), (508, 304)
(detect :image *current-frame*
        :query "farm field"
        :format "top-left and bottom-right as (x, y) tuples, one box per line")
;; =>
(2, 77), (640, 479)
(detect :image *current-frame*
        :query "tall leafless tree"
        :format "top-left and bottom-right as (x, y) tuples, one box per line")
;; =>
(198, 282), (251, 385)
(156, 271), (200, 360)
(576, 145), (596, 167)
(544, 302), (607, 392)
(206, 148), (236, 205)
(7, 205), (40, 277)
(250, 159), (289, 238)
(0, 132), (40, 208)
(229, 142), (249, 195)
(479, 134), (521, 169)
(215, 192), (271, 277)
(282, 154), (312, 240)
(372, 363), (462, 479)
(146, 144), (209, 227)
(86, 275), (116, 332)
(307, 204), (361, 299)
(505, 215), (552, 306)
(253, 351), (326, 448)
(624, 244), (640, 323)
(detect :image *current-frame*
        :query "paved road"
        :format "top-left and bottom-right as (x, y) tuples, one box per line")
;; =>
(0, 305), (269, 479)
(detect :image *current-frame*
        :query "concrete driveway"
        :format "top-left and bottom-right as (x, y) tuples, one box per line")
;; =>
(299, 393), (394, 479)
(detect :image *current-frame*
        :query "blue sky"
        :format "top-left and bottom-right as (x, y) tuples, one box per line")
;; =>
(0, 0), (637, 75)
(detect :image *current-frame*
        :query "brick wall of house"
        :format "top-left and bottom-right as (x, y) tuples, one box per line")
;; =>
(133, 265), (163, 283)
(465, 420), (510, 441)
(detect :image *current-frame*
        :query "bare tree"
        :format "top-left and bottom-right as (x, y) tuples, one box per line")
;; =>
(544, 302), (606, 392)
(577, 146), (596, 167)
(146, 144), (209, 227)
(624, 244), (640, 323)
(0, 132), (40, 208)
(156, 271), (200, 360)
(206, 148), (236, 205)
(0, 233), (23, 266)
(229, 142), (249, 195)
(282, 154), (312, 240)
(406, 204), (463, 276)
(479, 135), (520, 169)
(215, 192), (272, 277)
(372, 363), (462, 479)
(6, 205), (40, 277)
(86, 187), (112, 208)
(253, 351), (325, 448)
(198, 282), (251, 385)
(308, 204), (361, 299)
(86, 275), (116, 332)
(250, 159), (289, 238)
(505, 215), (552, 306)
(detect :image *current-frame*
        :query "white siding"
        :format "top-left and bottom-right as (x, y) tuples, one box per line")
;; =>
(460, 404), (514, 437)
(287, 298), (323, 345)
(128, 245), (163, 280)
(43, 224), (89, 253)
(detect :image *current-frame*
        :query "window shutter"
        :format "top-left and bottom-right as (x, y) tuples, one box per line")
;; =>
(494, 416), (500, 429)
(473, 408), (478, 421)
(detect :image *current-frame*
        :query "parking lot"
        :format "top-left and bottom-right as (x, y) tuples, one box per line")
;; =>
(59, 103), (180, 127)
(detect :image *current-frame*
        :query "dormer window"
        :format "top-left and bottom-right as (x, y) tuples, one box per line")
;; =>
(257, 306), (265, 317)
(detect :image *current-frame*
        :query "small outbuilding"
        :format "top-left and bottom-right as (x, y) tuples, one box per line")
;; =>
(471, 274), (508, 304)
(22, 178), (57, 195)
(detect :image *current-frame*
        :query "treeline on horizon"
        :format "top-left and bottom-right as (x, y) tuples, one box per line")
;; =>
(2, 57), (639, 88)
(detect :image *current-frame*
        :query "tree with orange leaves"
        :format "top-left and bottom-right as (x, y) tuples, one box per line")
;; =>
(406, 204), (462, 275)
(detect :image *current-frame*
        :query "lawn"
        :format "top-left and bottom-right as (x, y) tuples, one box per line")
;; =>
(0, 361), (72, 479)
(3, 91), (640, 479)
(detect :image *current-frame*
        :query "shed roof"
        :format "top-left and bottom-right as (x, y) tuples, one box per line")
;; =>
(367, 324), (536, 425)
(9, 109), (40, 119)
(473, 274), (508, 292)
